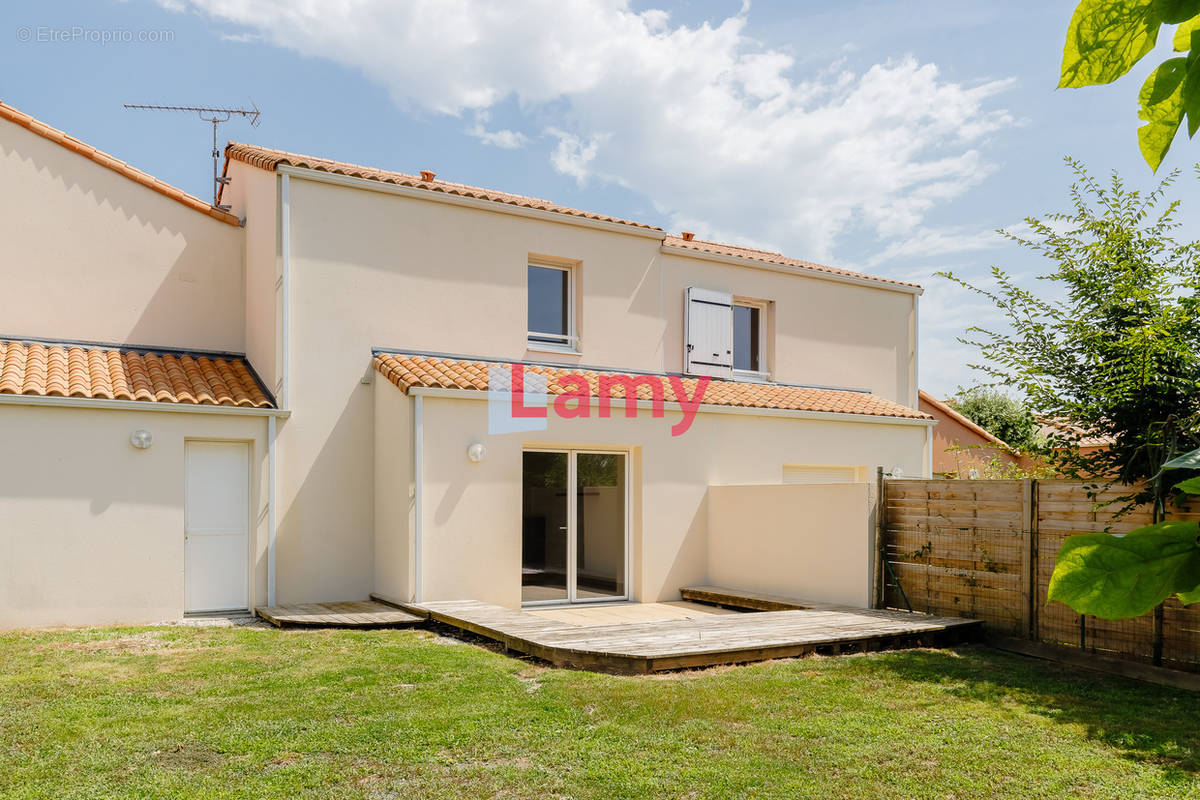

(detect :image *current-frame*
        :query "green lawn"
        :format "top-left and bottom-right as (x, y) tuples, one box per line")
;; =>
(1, 625), (1197, 799)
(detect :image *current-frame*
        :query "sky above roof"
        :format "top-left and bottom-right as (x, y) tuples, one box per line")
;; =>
(4, 0), (1199, 398)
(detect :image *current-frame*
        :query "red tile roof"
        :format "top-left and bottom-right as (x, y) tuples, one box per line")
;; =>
(662, 235), (921, 290)
(0, 101), (240, 227)
(0, 339), (273, 408)
(374, 353), (929, 420)
(224, 143), (660, 231)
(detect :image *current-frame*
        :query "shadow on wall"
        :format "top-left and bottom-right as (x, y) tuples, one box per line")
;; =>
(1, 136), (243, 352)
(652, 494), (707, 603)
(274, 372), (375, 604)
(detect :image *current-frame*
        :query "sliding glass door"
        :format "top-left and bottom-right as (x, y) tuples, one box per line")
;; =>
(522, 449), (628, 605)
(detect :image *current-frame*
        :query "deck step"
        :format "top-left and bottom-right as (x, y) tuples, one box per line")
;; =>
(680, 585), (833, 612)
(255, 600), (425, 628)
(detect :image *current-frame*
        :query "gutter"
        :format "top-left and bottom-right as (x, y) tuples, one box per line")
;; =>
(267, 414), (277, 607)
(0, 393), (289, 417)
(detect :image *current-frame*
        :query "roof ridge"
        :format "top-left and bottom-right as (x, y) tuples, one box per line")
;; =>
(223, 142), (918, 291)
(225, 141), (660, 231)
(0, 100), (240, 227)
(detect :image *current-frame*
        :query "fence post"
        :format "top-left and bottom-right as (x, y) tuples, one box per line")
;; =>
(1026, 479), (1039, 641)
(874, 466), (886, 609)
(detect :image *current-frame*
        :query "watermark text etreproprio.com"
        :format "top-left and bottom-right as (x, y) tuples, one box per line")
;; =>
(15, 26), (175, 44)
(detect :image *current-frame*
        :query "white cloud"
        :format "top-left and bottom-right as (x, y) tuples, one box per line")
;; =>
(162, 0), (1014, 262)
(466, 113), (529, 149)
(862, 224), (1007, 268)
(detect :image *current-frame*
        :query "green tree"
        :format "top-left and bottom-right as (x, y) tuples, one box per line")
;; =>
(942, 160), (1200, 619)
(1059, 0), (1200, 169)
(950, 387), (1041, 451)
(939, 159), (1200, 512)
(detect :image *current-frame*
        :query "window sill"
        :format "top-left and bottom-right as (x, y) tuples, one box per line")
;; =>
(731, 370), (771, 383)
(526, 342), (582, 356)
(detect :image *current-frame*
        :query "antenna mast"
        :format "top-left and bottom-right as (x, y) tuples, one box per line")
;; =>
(123, 103), (261, 209)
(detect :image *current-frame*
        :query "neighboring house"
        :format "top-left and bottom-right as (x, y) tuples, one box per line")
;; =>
(0, 100), (932, 628)
(919, 390), (1020, 478)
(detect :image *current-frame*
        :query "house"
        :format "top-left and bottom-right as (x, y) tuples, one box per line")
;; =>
(0, 100), (932, 628)
(919, 390), (1021, 478)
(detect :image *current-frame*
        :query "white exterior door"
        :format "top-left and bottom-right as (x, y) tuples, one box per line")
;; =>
(185, 441), (250, 612)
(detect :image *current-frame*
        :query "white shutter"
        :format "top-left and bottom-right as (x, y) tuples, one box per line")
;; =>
(782, 465), (860, 484)
(685, 287), (733, 378)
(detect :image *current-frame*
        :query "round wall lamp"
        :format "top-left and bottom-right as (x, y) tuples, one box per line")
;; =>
(466, 442), (486, 463)
(889, 465), (904, 479)
(130, 429), (154, 450)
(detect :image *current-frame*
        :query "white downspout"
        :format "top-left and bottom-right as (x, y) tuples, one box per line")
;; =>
(280, 173), (292, 411)
(413, 394), (424, 602)
(267, 414), (277, 606)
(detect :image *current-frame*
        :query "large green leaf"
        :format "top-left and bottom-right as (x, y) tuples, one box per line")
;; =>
(1061, 0), (1163, 87)
(1172, 14), (1200, 48)
(1048, 520), (1200, 618)
(1154, 0), (1200, 22)
(1138, 57), (1190, 169)
(1173, 475), (1200, 494)
(1163, 445), (1200, 468)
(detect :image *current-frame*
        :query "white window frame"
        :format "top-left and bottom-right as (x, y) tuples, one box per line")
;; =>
(731, 297), (769, 380)
(527, 257), (579, 354)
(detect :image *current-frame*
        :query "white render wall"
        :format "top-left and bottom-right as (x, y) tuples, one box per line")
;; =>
(227, 169), (921, 606)
(377, 386), (926, 608)
(0, 403), (269, 629)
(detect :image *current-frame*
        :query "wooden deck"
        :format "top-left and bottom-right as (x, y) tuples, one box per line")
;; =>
(255, 601), (424, 628)
(399, 589), (983, 673)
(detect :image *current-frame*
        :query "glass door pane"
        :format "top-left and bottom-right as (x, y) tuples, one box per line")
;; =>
(574, 452), (626, 600)
(522, 451), (569, 603)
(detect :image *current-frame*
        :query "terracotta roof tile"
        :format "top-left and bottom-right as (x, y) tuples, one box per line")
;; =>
(0, 339), (272, 409)
(225, 142), (660, 231)
(373, 353), (929, 420)
(0, 100), (240, 227)
(662, 235), (921, 290)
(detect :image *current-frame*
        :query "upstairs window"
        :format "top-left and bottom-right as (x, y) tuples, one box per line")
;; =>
(528, 260), (576, 351)
(685, 288), (771, 379)
(733, 300), (765, 375)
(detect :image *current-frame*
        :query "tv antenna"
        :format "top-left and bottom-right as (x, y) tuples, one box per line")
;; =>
(123, 103), (261, 209)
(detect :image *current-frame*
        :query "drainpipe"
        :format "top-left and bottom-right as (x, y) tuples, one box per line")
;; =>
(267, 414), (277, 606)
(413, 394), (424, 602)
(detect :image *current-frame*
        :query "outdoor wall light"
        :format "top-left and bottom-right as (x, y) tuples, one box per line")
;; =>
(467, 442), (486, 463)
(889, 465), (904, 479)
(129, 429), (153, 450)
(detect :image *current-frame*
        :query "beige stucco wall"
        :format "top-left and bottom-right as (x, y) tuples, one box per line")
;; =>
(707, 483), (872, 607)
(373, 376), (413, 603)
(222, 161), (280, 394)
(0, 118), (246, 352)
(0, 403), (268, 629)
(378, 386), (925, 608)
(253, 172), (919, 605)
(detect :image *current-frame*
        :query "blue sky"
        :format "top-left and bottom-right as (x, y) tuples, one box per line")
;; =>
(4, 0), (1198, 397)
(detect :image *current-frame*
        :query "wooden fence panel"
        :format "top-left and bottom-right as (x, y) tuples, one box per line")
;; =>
(882, 478), (1200, 673)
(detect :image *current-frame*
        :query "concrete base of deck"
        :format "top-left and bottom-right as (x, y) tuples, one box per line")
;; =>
(392, 588), (984, 674)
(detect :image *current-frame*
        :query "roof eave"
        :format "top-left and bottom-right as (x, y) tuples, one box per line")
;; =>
(660, 243), (923, 295)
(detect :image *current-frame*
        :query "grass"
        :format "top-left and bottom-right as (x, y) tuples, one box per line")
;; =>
(1, 625), (1198, 799)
